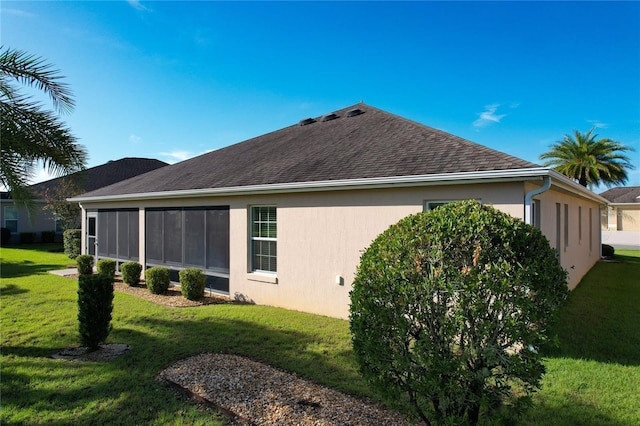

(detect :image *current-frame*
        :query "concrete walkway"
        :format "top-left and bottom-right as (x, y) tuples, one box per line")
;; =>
(49, 268), (77, 277)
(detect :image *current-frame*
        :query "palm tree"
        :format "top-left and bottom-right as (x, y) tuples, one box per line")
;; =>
(0, 46), (87, 207)
(540, 128), (635, 188)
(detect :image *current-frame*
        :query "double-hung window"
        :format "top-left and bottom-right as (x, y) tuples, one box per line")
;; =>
(4, 206), (18, 233)
(250, 206), (277, 273)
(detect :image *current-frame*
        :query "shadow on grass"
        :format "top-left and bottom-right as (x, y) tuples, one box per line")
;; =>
(0, 284), (29, 296)
(0, 259), (65, 279)
(1, 315), (360, 426)
(543, 255), (640, 366)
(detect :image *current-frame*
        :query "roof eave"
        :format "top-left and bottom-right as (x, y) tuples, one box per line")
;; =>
(71, 168), (574, 203)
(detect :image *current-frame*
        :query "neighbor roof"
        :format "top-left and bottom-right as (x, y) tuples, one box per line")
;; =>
(599, 186), (640, 204)
(76, 104), (540, 199)
(29, 158), (168, 197)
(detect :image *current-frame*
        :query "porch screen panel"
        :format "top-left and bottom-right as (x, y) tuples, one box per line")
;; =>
(206, 209), (230, 272)
(97, 211), (109, 257)
(106, 211), (117, 257)
(117, 211), (129, 259)
(163, 210), (182, 265)
(184, 209), (205, 267)
(146, 210), (163, 263)
(128, 211), (139, 261)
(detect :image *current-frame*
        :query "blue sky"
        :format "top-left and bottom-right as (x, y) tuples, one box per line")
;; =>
(3, 1), (639, 191)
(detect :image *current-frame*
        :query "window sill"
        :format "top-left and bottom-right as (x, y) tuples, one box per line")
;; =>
(247, 273), (278, 284)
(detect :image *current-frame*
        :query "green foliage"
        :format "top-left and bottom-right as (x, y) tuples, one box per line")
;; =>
(77, 273), (114, 350)
(19, 232), (36, 244)
(0, 227), (10, 246)
(41, 230), (56, 243)
(96, 258), (116, 278)
(179, 268), (206, 300)
(63, 228), (81, 259)
(145, 267), (170, 294)
(121, 261), (142, 286)
(76, 254), (94, 276)
(539, 128), (634, 188)
(602, 244), (615, 258)
(42, 177), (83, 230)
(350, 200), (569, 425)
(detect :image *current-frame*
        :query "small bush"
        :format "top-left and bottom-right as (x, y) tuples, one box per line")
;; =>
(179, 268), (206, 300)
(76, 255), (94, 276)
(96, 259), (116, 278)
(121, 262), (143, 286)
(64, 229), (81, 259)
(146, 267), (170, 294)
(41, 230), (56, 243)
(602, 244), (615, 258)
(0, 228), (11, 246)
(19, 232), (36, 244)
(78, 273), (114, 350)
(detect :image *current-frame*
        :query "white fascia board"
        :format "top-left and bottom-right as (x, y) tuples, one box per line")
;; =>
(69, 167), (604, 205)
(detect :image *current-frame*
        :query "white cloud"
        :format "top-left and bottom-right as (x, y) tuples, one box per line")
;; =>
(473, 104), (506, 128)
(127, 0), (151, 12)
(159, 150), (194, 164)
(129, 134), (142, 144)
(587, 119), (608, 129)
(3, 8), (36, 18)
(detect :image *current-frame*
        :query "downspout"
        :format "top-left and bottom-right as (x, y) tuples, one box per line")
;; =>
(524, 175), (551, 225)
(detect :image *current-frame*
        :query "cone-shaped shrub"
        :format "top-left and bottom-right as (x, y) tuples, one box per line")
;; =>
(78, 274), (114, 350)
(121, 262), (142, 286)
(96, 258), (116, 278)
(146, 267), (170, 294)
(179, 268), (206, 300)
(64, 229), (81, 259)
(76, 254), (94, 276)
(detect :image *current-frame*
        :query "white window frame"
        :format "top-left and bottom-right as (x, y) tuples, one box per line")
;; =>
(250, 205), (277, 274)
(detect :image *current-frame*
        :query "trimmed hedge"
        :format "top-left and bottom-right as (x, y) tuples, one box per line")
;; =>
(64, 229), (81, 259)
(146, 267), (170, 294)
(1, 228), (11, 246)
(179, 268), (206, 300)
(76, 255), (94, 276)
(41, 231), (56, 243)
(121, 262), (142, 286)
(77, 273), (114, 350)
(96, 259), (116, 279)
(19, 232), (36, 244)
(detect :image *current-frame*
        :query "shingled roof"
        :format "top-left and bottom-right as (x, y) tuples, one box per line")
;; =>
(29, 158), (168, 197)
(77, 104), (540, 198)
(599, 186), (640, 203)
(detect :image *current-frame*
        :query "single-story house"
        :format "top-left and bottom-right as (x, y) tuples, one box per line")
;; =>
(71, 104), (607, 319)
(599, 186), (640, 231)
(0, 158), (167, 243)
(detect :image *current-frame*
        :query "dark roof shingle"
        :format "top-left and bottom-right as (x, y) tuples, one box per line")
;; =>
(79, 104), (540, 198)
(599, 186), (640, 203)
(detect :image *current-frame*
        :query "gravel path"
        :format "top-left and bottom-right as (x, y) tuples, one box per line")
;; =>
(159, 353), (417, 426)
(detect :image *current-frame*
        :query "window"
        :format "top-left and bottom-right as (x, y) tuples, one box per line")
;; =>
(425, 200), (480, 211)
(531, 199), (541, 229)
(250, 206), (277, 273)
(578, 206), (582, 244)
(564, 204), (569, 250)
(4, 206), (17, 233)
(555, 203), (561, 256)
(589, 208), (593, 253)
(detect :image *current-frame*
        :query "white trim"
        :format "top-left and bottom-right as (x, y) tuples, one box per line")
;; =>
(70, 167), (609, 206)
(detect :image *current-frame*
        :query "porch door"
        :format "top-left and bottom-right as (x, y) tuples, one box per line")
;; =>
(86, 212), (98, 258)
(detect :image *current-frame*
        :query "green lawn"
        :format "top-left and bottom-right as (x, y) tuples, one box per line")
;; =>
(1, 245), (639, 425)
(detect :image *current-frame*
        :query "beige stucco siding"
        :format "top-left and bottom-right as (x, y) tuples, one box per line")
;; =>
(78, 179), (603, 318)
(525, 182), (603, 290)
(0, 200), (58, 243)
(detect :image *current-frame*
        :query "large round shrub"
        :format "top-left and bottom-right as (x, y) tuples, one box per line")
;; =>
(350, 200), (568, 425)
(121, 262), (142, 286)
(179, 268), (206, 300)
(146, 267), (170, 294)
(78, 273), (114, 350)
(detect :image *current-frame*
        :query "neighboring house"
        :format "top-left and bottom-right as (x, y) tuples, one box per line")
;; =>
(599, 186), (640, 231)
(0, 158), (168, 243)
(71, 104), (607, 319)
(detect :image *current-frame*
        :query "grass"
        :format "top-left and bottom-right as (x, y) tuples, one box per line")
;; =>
(1, 245), (639, 425)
